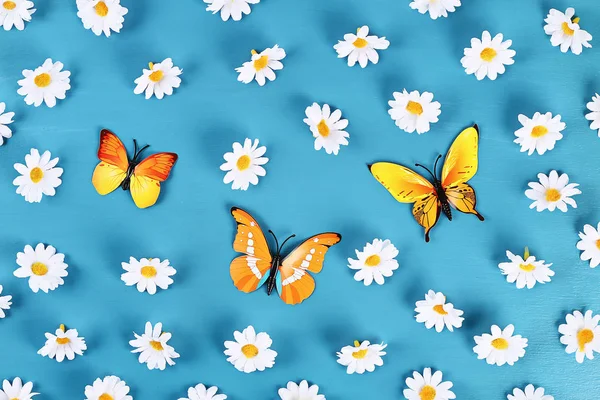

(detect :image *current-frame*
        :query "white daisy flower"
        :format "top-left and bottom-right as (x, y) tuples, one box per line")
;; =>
(76, 0), (128, 37)
(223, 325), (277, 373)
(508, 384), (554, 400)
(473, 324), (528, 366)
(498, 248), (554, 289)
(130, 321), (180, 370)
(17, 58), (71, 107)
(525, 170), (580, 212)
(388, 89), (441, 134)
(179, 384), (227, 400)
(0, 377), (38, 400)
(544, 8), (592, 55)
(278, 380), (324, 400)
(13, 149), (63, 203)
(0, 101), (15, 146)
(303, 103), (349, 155)
(409, 0), (461, 20)
(558, 310), (600, 363)
(236, 45), (286, 86)
(514, 112), (565, 155)
(577, 223), (600, 268)
(121, 257), (176, 295)
(0, 285), (12, 319)
(204, 0), (259, 22)
(403, 368), (455, 400)
(461, 31), (516, 81)
(220, 138), (268, 190)
(134, 58), (182, 100)
(585, 93), (600, 136)
(38, 324), (87, 362)
(348, 238), (399, 286)
(84, 376), (132, 400)
(334, 25), (389, 68)
(0, 0), (35, 31)
(414, 290), (464, 332)
(14, 243), (68, 293)
(336, 340), (387, 374)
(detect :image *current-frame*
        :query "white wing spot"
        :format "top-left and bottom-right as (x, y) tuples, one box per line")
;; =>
(250, 222), (255, 226)
(310, 249), (315, 254)
(246, 256), (262, 279)
(306, 254), (312, 261)
(300, 260), (310, 269)
(313, 238), (319, 242)
(248, 239), (254, 246)
(246, 246), (255, 255)
(248, 232), (253, 238)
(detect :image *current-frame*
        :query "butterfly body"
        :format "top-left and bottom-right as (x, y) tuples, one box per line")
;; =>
(92, 129), (178, 209)
(369, 125), (483, 242)
(230, 207), (341, 305)
(265, 254), (282, 295)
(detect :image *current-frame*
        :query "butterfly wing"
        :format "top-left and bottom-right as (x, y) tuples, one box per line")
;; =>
(277, 233), (341, 305)
(92, 129), (128, 195)
(230, 207), (273, 293)
(441, 125), (479, 187)
(369, 162), (440, 241)
(130, 152), (178, 209)
(441, 125), (484, 220)
(413, 193), (441, 242)
(369, 162), (436, 202)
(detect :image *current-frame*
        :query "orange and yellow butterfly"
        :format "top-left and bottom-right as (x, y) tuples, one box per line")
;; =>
(92, 129), (178, 209)
(369, 125), (484, 242)
(230, 207), (341, 305)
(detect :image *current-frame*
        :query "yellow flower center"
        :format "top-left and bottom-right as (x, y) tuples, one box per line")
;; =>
(561, 22), (575, 36)
(577, 328), (594, 352)
(405, 101), (423, 116)
(99, 394), (114, 400)
(241, 344), (259, 358)
(419, 385), (437, 400)
(519, 263), (536, 272)
(3, 1), (16, 10)
(236, 155), (251, 171)
(29, 167), (44, 183)
(364, 254), (381, 267)
(433, 304), (448, 315)
(317, 120), (330, 137)
(353, 37), (368, 48)
(94, 1), (109, 16)
(149, 70), (164, 83)
(56, 337), (70, 345)
(31, 262), (48, 276)
(351, 340), (368, 358)
(253, 55), (269, 71)
(491, 338), (509, 350)
(596, 239), (600, 250)
(545, 188), (561, 202)
(34, 73), (52, 88)
(531, 125), (549, 138)
(150, 340), (164, 351)
(480, 47), (497, 62)
(140, 266), (157, 278)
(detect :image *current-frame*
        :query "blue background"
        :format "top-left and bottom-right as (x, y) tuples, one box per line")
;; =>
(1, 0), (599, 399)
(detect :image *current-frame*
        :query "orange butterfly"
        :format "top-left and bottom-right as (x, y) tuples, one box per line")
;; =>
(230, 207), (341, 305)
(369, 125), (484, 242)
(92, 129), (178, 209)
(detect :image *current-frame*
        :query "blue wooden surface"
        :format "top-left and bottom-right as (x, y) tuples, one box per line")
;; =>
(0, 0), (599, 399)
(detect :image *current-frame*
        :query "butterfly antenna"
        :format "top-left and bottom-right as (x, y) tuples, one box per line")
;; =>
(415, 163), (435, 180)
(433, 154), (442, 180)
(268, 230), (280, 250)
(132, 139), (138, 160)
(278, 234), (296, 252)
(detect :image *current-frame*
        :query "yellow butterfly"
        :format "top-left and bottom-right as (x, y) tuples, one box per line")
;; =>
(369, 125), (484, 242)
